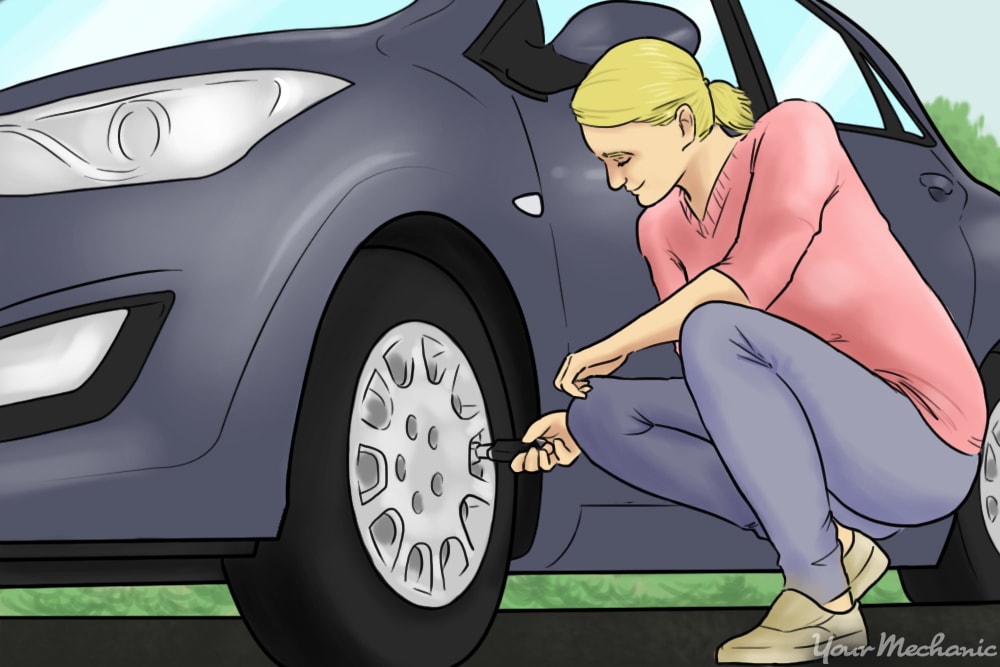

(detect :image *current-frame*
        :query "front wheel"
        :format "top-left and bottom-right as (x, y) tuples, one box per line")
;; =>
(224, 247), (518, 665)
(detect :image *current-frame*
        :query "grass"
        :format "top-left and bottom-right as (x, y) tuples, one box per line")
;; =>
(0, 97), (992, 616)
(0, 585), (238, 616)
(497, 570), (909, 609)
(0, 570), (909, 616)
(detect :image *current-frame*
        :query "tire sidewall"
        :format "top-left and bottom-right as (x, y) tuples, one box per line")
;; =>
(240, 248), (516, 666)
(953, 420), (1000, 598)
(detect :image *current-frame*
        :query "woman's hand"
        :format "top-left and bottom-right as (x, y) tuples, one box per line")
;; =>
(510, 411), (581, 473)
(554, 340), (630, 398)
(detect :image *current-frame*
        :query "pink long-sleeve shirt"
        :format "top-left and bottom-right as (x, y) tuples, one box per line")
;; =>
(638, 100), (985, 454)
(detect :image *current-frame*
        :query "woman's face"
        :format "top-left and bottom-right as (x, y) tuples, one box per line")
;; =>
(580, 111), (694, 208)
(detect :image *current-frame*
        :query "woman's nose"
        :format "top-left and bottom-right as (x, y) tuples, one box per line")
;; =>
(607, 169), (625, 190)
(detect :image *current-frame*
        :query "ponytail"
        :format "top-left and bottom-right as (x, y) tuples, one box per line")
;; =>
(707, 79), (754, 135)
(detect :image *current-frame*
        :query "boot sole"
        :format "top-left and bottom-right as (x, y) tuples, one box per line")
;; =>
(716, 627), (869, 664)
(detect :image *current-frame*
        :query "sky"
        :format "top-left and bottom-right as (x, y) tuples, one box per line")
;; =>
(0, 0), (995, 138)
(826, 0), (999, 137)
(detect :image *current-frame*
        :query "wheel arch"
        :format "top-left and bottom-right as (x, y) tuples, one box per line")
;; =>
(211, 162), (546, 555)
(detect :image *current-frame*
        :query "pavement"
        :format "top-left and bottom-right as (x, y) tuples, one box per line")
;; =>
(0, 605), (997, 666)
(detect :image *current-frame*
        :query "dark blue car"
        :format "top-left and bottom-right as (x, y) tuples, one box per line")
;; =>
(0, 0), (998, 664)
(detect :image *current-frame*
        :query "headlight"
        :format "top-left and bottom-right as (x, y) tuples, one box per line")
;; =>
(0, 69), (351, 195)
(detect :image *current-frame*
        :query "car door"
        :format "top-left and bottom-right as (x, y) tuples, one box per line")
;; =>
(734, 0), (976, 335)
(513, 0), (753, 389)
(502, 0), (791, 572)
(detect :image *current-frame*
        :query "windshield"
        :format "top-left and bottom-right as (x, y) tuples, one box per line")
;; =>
(0, 0), (415, 92)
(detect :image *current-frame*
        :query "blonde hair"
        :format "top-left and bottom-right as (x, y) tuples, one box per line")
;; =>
(571, 39), (754, 138)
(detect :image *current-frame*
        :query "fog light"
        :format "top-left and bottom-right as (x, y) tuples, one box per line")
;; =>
(0, 310), (127, 406)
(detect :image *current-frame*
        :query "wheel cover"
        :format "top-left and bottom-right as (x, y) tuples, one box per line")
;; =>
(348, 321), (497, 607)
(981, 403), (1000, 551)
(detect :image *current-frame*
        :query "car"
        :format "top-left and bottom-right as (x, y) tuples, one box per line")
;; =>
(0, 0), (998, 664)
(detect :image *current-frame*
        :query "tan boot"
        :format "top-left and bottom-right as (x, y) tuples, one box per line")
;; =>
(843, 530), (890, 601)
(716, 589), (867, 664)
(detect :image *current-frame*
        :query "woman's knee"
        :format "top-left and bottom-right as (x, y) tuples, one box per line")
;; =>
(680, 302), (745, 340)
(566, 378), (649, 453)
(680, 303), (775, 380)
(679, 302), (754, 360)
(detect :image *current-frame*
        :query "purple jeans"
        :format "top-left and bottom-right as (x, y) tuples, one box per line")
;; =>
(566, 302), (980, 605)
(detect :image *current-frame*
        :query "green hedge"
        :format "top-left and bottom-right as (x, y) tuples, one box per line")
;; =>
(925, 96), (1000, 190)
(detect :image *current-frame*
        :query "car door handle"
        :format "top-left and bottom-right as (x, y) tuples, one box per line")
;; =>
(920, 172), (954, 202)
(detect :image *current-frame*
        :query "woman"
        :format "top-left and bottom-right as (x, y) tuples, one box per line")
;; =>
(509, 38), (985, 664)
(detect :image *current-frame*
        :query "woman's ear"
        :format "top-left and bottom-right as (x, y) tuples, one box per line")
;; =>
(676, 104), (697, 149)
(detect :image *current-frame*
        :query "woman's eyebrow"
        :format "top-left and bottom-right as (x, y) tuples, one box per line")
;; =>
(602, 151), (633, 159)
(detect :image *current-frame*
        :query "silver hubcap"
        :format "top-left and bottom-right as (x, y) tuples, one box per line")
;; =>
(348, 321), (496, 607)
(981, 402), (1000, 552)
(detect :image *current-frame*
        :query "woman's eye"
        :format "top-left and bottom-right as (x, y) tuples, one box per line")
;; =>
(616, 158), (631, 167)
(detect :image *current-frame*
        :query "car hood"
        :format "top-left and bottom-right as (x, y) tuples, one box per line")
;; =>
(0, 0), (504, 115)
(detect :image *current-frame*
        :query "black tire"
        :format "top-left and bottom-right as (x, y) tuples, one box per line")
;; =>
(223, 247), (518, 666)
(899, 353), (1000, 603)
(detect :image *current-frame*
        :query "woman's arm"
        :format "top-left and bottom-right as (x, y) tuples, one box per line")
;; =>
(554, 268), (749, 396)
(603, 268), (750, 356)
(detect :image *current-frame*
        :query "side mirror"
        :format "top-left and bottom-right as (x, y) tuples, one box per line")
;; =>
(552, 1), (701, 66)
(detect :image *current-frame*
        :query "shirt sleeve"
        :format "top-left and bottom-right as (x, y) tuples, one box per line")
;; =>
(643, 250), (686, 302)
(714, 101), (842, 309)
(637, 205), (688, 355)
(637, 203), (688, 302)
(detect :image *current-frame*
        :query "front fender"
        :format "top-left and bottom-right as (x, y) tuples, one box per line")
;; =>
(206, 162), (565, 537)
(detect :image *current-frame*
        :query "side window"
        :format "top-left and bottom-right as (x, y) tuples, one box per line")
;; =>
(538, 0), (739, 85)
(740, 0), (883, 128)
(863, 58), (925, 137)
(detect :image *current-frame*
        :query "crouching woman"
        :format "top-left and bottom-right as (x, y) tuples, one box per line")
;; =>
(510, 38), (984, 665)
